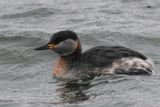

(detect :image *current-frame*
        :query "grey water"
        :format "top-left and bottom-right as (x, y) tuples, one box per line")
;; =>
(0, 0), (160, 107)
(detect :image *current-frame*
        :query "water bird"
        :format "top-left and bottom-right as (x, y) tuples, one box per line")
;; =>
(35, 30), (155, 80)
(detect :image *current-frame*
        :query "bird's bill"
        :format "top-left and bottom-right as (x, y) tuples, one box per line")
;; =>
(35, 43), (55, 50)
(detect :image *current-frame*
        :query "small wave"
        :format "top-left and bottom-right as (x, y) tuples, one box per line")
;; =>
(121, 0), (143, 2)
(0, 31), (50, 47)
(1, 8), (54, 19)
(0, 36), (45, 48)
(0, 31), (54, 65)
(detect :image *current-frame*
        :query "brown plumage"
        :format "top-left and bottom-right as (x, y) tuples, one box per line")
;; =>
(35, 30), (155, 80)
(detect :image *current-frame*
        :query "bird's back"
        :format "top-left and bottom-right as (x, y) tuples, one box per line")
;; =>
(78, 46), (147, 68)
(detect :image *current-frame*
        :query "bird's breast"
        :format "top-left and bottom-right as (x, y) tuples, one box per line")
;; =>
(53, 58), (66, 78)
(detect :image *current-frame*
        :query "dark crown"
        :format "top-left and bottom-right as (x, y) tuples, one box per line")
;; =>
(49, 30), (78, 44)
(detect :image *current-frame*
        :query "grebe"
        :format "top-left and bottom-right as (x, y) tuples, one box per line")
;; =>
(35, 30), (155, 80)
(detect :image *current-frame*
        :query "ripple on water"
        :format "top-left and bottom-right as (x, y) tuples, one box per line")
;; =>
(0, 0), (160, 106)
(1, 8), (54, 19)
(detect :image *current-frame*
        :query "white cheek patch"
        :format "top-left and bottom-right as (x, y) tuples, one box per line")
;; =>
(105, 57), (155, 75)
(54, 39), (77, 56)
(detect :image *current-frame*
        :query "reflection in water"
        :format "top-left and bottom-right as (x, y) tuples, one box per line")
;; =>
(53, 75), (126, 104)
(56, 80), (92, 104)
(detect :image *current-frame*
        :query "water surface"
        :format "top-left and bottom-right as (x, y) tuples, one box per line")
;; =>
(0, 0), (160, 107)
